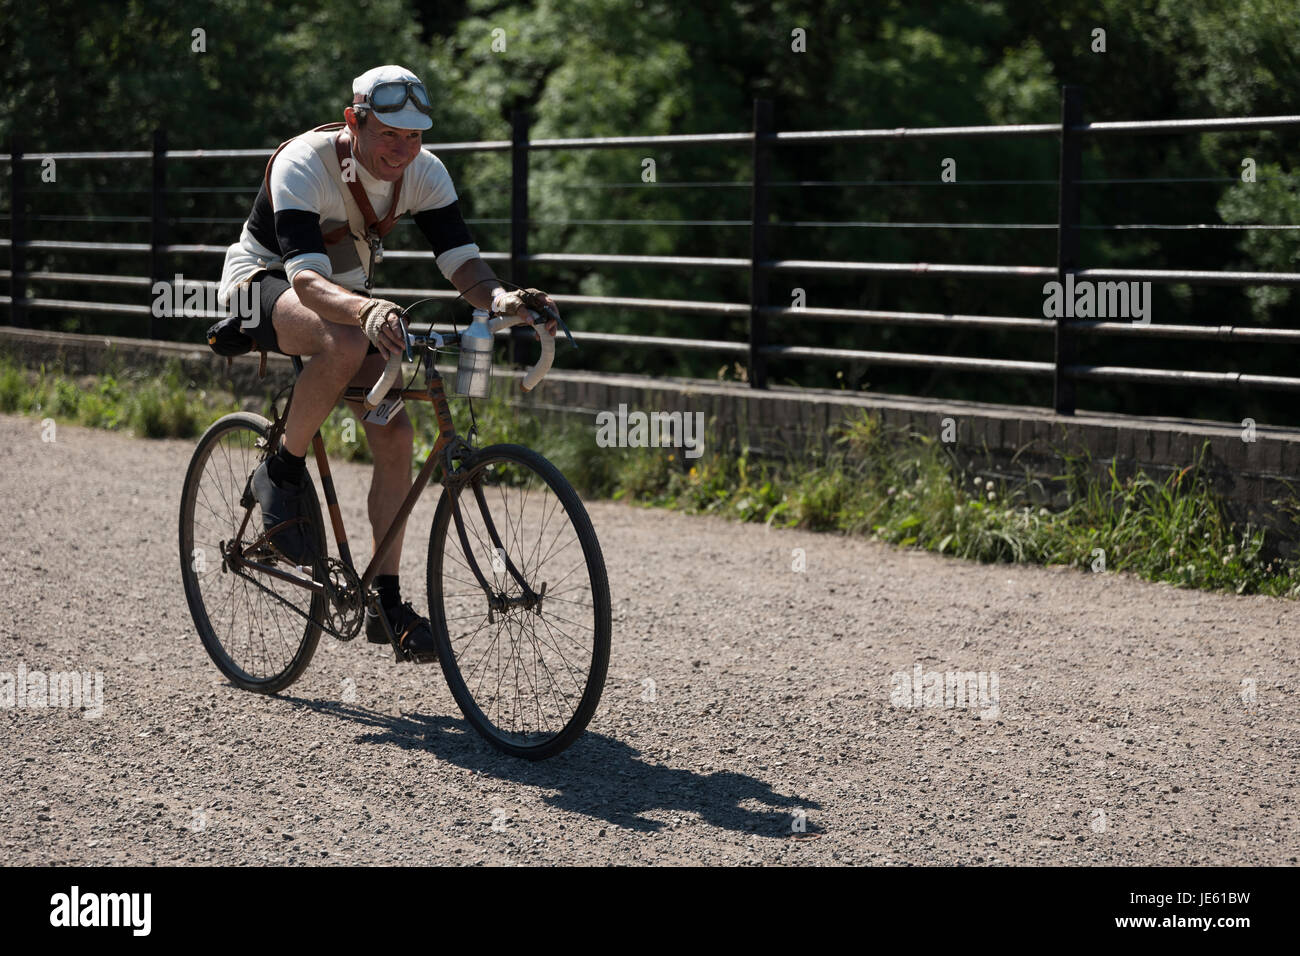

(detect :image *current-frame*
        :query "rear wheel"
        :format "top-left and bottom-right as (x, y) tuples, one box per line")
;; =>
(427, 444), (611, 760)
(179, 412), (327, 693)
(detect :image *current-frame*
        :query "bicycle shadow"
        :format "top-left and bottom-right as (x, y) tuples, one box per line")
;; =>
(280, 695), (823, 837)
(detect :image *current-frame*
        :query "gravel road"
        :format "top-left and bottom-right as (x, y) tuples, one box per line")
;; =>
(1, 411), (1297, 866)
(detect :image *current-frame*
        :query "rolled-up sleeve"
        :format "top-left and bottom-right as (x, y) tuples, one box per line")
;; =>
(284, 253), (333, 284)
(434, 243), (481, 280)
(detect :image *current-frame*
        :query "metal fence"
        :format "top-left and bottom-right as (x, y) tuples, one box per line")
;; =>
(3, 89), (1300, 415)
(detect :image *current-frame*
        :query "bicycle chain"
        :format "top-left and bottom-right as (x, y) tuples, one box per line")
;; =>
(226, 549), (361, 643)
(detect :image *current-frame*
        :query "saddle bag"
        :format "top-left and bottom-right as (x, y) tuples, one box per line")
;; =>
(206, 314), (254, 357)
(205, 315), (269, 377)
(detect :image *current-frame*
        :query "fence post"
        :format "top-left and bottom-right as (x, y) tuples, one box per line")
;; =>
(1054, 86), (1083, 415)
(749, 98), (772, 390)
(509, 109), (530, 364)
(149, 128), (167, 340)
(8, 137), (27, 328)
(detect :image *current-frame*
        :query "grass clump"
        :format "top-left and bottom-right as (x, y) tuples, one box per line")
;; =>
(0, 352), (239, 439)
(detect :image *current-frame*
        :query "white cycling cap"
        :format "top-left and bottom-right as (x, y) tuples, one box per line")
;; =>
(351, 65), (433, 131)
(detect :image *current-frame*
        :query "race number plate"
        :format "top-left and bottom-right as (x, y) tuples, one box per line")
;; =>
(361, 397), (404, 426)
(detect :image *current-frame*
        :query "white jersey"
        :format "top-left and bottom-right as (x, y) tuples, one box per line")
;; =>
(218, 133), (480, 304)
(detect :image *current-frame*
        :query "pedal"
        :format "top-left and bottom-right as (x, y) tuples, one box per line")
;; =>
(367, 598), (410, 663)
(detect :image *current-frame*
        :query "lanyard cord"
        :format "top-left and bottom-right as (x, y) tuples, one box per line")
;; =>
(364, 228), (383, 294)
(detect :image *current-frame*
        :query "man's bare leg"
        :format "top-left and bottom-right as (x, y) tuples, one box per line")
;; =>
(343, 352), (415, 578)
(270, 296), (413, 576)
(269, 288), (371, 457)
(344, 355), (434, 658)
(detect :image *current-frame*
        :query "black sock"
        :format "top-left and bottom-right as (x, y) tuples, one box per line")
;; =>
(376, 574), (401, 612)
(267, 444), (306, 488)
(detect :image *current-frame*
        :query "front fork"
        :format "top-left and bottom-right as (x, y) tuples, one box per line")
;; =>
(445, 455), (545, 622)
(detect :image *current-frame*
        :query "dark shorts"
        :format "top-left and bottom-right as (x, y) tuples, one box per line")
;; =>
(234, 269), (378, 357)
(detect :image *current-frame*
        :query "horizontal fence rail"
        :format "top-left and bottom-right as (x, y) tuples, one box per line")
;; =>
(5, 93), (1300, 417)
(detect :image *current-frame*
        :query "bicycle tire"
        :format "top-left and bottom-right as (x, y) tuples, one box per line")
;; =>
(427, 443), (611, 760)
(179, 411), (327, 694)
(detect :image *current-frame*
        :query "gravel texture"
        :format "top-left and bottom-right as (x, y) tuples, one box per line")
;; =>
(1, 411), (1297, 866)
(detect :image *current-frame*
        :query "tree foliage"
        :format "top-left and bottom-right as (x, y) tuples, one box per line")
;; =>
(3, 0), (1298, 421)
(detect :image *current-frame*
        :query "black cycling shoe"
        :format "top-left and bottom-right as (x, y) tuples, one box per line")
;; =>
(251, 460), (310, 565)
(366, 601), (438, 663)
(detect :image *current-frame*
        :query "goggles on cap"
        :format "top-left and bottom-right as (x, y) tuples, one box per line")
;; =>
(357, 80), (432, 115)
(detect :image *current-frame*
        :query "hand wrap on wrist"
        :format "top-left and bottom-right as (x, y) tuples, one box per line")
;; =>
(491, 288), (548, 317)
(357, 298), (403, 348)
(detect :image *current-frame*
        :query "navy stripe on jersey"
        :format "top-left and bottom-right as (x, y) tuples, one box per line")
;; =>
(244, 181), (280, 254)
(413, 201), (474, 256)
(274, 209), (328, 264)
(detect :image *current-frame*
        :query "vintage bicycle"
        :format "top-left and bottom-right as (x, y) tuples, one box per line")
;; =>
(178, 292), (611, 760)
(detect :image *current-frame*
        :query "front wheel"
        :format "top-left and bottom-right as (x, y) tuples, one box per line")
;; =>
(427, 444), (611, 760)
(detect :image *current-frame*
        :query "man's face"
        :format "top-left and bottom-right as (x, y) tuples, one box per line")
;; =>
(347, 108), (423, 182)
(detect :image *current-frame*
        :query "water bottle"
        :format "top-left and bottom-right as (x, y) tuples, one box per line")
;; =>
(456, 309), (494, 397)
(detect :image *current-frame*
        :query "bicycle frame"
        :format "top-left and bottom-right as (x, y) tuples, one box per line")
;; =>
(227, 342), (539, 628)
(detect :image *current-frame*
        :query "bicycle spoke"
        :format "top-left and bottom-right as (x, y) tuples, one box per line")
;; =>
(530, 614), (589, 693)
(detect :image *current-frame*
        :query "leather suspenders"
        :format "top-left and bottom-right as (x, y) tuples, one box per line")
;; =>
(262, 122), (405, 289)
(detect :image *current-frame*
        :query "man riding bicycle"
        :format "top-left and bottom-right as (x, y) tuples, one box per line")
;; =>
(216, 64), (559, 663)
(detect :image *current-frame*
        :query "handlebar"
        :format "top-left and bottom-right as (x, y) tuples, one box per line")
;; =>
(363, 307), (558, 409)
(495, 311), (556, 392)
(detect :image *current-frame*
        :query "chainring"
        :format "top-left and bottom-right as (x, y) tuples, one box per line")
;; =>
(322, 557), (365, 641)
